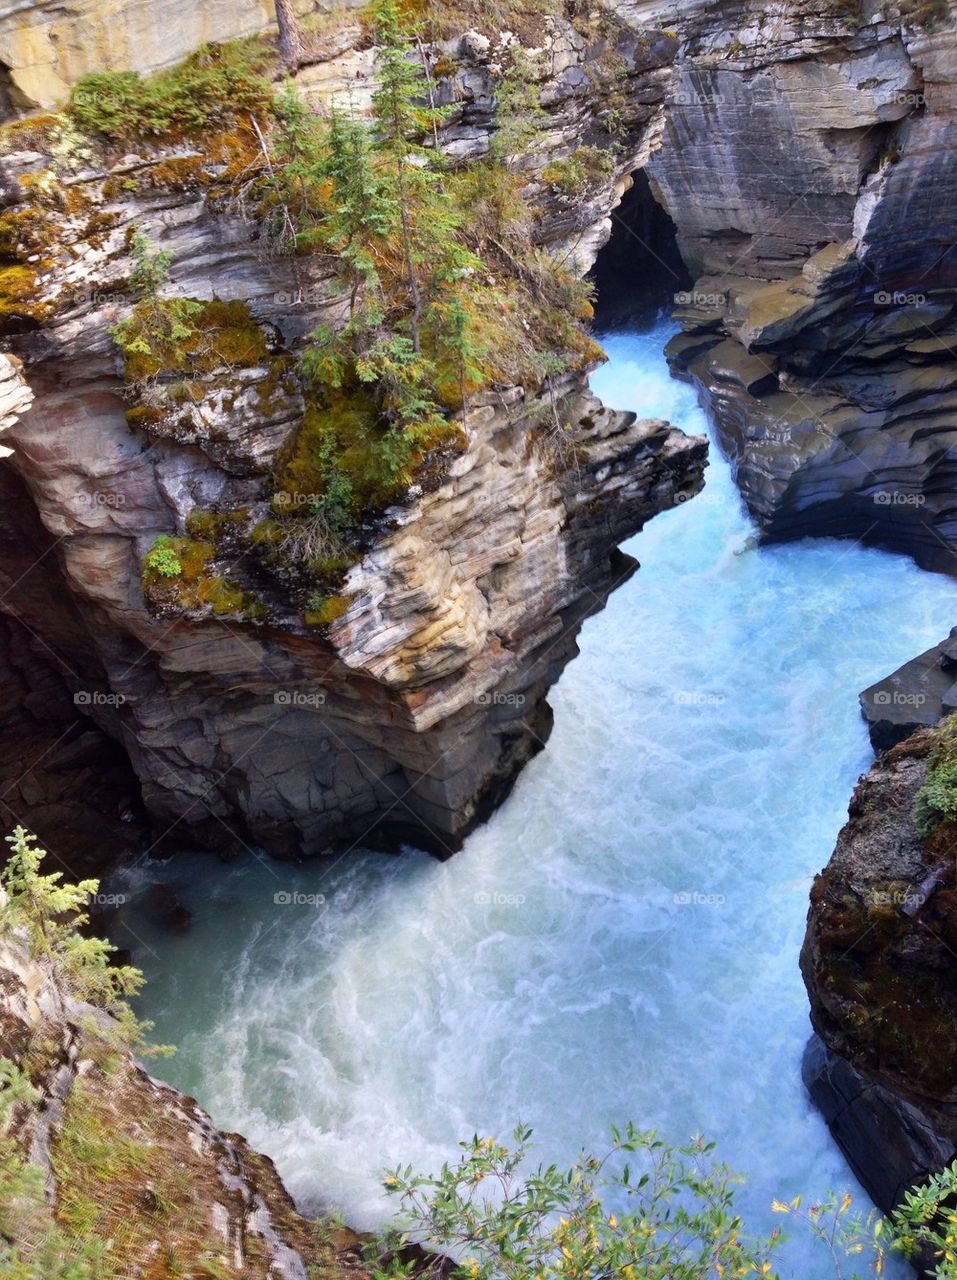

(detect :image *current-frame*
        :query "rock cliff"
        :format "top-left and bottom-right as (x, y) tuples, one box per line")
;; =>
(653, 6), (957, 575)
(801, 728), (957, 1217)
(3, 0), (954, 867)
(0, 8), (709, 862)
(1, 0), (957, 1247)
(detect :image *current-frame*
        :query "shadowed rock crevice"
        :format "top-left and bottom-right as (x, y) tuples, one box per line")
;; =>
(590, 168), (691, 331)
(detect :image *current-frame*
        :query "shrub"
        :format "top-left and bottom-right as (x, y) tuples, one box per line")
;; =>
(373, 1125), (957, 1280)
(68, 39), (274, 143)
(143, 536), (182, 579)
(374, 1124), (781, 1280)
(914, 718), (957, 835)
(540, 145), (615, 195)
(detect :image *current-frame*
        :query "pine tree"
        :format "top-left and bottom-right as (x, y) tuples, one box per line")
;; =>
(322, 105), (393, 318)
(369, 0), (447, 353)
(1, 826), (143, 1013)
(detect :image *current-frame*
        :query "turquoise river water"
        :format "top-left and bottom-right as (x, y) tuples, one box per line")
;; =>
(115, 321), (957, 1275)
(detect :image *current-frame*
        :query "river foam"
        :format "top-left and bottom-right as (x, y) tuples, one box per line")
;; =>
(118, 321), (957, 1275)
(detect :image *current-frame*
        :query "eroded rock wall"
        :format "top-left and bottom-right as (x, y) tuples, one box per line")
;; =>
(0, 0), (329, 112)
(0, 916), (369, 1276)
(0, 28), (706, 860)
(801, 730), (957, 1214)
(653, 9), (957, 574)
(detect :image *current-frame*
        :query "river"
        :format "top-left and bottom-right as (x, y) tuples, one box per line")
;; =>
(115, 320), (957, 1275)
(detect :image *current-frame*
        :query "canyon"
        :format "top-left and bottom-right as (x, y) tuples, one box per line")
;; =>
(0, 0), (956, 1270)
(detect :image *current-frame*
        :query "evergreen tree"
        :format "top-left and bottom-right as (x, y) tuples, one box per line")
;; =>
(1, 826), (143, 1013)
(369, 0), (446, 353)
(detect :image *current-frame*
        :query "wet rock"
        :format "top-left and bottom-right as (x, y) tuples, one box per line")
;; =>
(803, 1034), (957, 1215)
(652, 18), (957, 576)
(143, 884), (193, 934)
(802, 730), (957, 1220)
(861, 627), (957, 752)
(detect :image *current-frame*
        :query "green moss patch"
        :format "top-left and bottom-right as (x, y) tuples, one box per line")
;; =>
(0, 264), (52, 325)
(914, 717), (957, 837)
(115, 297), (269, 387)
(141, 533), (264, 620)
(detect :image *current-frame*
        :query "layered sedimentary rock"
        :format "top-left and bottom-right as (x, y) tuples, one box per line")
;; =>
(860, 626), (957, 752)
(0, 23), (707, 860)
(654, 11), (957, 574)
(801, 730), (957, 1214)
(0, 0), (952, 871)
(0, 0), (330, 112)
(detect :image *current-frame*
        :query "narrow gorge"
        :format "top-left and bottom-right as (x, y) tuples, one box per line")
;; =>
(0, 0), (955, 1275)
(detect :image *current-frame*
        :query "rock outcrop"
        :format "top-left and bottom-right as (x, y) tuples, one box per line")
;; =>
(652, 9), (957, 575)
(0, 15), (708, 862)
(3, 0), (955, 872)
(860, 625), (957, 752)
(0, 0), (332, 113)
(801, 729), (957, 1216)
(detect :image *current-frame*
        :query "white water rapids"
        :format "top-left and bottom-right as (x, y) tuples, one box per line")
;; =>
(118, 321), (957, 1275)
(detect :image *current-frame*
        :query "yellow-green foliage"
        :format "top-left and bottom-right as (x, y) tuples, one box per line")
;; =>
(1, 827), (144, 1018)
(274, 388), (413, 516)
(0, 205), (54, 259)
(304, 593), (351, 628)
(68, 39), (275, 143)
(914, 717), (957, 836)
(185, 507), (248, 541)
(0, 112), (60, 155)
(0, 264), (51, 324)
(141, 534), (264, 619)
(113, 296), (269, 387)
(540, 145), (615, 195)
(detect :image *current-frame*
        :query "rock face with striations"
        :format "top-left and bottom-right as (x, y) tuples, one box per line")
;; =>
(801, 729), (957, 1216)
(2, 0), (955, 869)
(654, 7), (957, 574)
(860, 625), (957, 752)
(0, 15), (708, 861)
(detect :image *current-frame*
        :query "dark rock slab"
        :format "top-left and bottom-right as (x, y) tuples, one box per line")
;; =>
(803, 1034), (957, 1215)
(860, 626), (957, 753)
